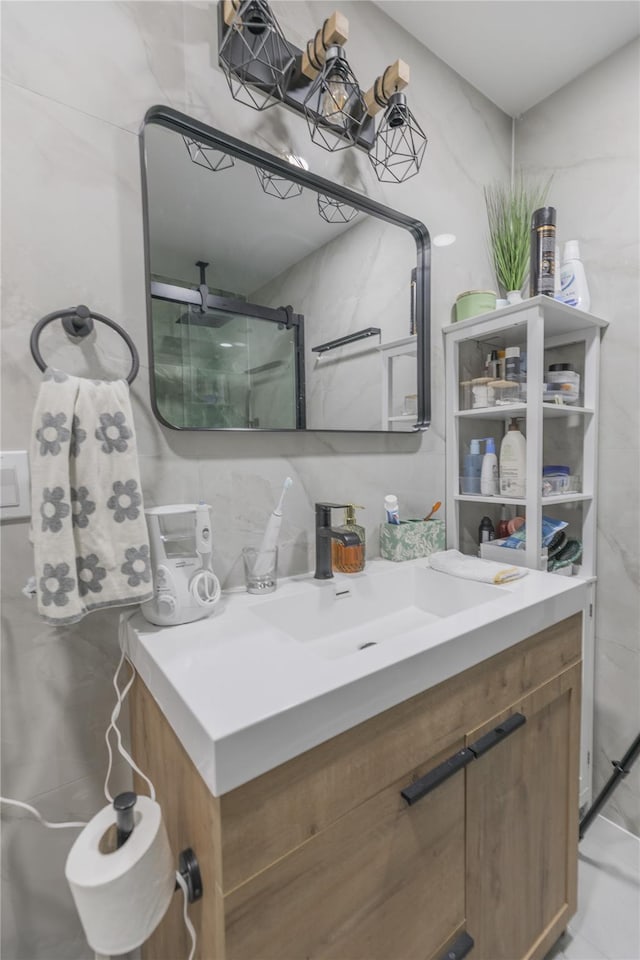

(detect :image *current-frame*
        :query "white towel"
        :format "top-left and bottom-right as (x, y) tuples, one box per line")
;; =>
(428, 549), (528, 585)
(30, 368), (153, 624)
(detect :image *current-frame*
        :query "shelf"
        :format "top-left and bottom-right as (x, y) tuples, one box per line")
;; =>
(378, 335), (417, 353)
(455, 494), (525, 506)
(541, 404), (594, 417)
(443, 295), (608, 340)
(456, 404), (594, 420)
(455, 493), (592, 507)
(541, 493), (592, 506)
(456, 405), (527, 420)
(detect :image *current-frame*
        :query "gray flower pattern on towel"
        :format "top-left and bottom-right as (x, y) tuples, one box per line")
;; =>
(44, 369), (69, 383)
(121, 545), (151, 587)
(40, 562), (75, 608)
(70, 485), (96, 528)
(40, 486), (70, 533)
(36, 412), (70, 456)
(107, 479), (142, 523)
(95, 411), (131, 454)
(76, 554), (106, 596)
(70, 415), (87, 458)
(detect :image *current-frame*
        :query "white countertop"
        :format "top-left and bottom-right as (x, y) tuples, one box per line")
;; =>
(125, 558), (586, 796)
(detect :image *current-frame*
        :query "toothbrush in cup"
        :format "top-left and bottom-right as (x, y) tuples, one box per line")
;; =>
(252, 477), (293, 577)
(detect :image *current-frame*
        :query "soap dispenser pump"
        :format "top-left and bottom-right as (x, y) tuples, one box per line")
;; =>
(332, 504), (366, 574)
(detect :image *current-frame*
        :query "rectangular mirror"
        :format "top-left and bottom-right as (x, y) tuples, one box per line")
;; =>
(141, 107), (431, 432)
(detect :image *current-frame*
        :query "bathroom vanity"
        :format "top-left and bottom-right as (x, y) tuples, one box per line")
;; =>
(127, 560), (585, 960)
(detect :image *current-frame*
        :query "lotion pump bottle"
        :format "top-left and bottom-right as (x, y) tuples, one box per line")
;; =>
(499, 419), (526, 498)
(332, 504), (366, 574)
(480, 437), (499, 496)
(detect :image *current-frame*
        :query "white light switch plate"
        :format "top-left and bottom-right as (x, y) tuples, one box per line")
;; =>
(0, 450), (31, 521)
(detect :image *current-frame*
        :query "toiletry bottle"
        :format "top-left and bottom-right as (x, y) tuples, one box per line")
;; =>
(530, 207), (557, 297)
(332, 504), (366, 574)
(554, 244), (561, 297)
(384, 494), (400, 524)
(480, 437), (499, 496)
(504, 346), (521, 382)
(478, 515), (496, 547)
(463, 439), (484, 495)
(499, 418), (526, 498)
(557, 241), (590, 311)
(497, 504), (510, 539)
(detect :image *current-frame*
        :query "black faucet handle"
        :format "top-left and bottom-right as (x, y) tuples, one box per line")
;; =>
(315, 502), (353, 511)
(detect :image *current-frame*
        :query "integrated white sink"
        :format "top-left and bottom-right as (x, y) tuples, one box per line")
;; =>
(127, 557), (586, 794)
(251, 564), (503, 659)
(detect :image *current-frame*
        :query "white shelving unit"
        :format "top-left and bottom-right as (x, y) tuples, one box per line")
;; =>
(379, 335), (417, 430)
(444, 295), (608, 809)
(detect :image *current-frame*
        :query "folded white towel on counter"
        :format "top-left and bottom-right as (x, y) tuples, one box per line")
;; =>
(428, 549), (528, 585)
(30, 368), (153, 625)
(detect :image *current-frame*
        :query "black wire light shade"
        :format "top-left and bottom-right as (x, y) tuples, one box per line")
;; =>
(303, 46), (366, 152)
(255, 165), (303, 200)
(218, 0), (296, 111)
(368, 92), (427, 183)
(317, 194), (358, 224)
(183, 137), (235, 172)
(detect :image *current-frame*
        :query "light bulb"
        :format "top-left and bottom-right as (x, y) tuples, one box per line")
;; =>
(321, 75), (349, 120)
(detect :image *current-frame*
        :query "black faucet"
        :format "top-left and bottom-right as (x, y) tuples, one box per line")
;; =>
(314, 503), (362, 580)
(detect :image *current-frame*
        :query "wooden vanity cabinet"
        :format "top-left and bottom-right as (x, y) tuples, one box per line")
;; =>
(131, 614), (581, 960)
(465, 661), (581, 960)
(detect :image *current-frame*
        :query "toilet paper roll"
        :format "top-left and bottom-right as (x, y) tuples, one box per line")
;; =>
(65, 796), (175, 956)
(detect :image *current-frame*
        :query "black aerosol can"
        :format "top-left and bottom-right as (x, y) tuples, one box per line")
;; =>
(530, 206), (556, 297)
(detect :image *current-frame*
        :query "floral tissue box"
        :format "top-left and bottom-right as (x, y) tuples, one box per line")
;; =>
(379, 518), (446, 562)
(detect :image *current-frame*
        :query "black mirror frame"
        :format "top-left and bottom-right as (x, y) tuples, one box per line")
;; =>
(139, 105), (431, 432)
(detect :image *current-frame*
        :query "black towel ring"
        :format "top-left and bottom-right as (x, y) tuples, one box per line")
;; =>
(30, 305), (140, 385)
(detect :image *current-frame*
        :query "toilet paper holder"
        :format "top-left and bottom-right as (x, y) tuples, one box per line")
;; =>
(114, 791), (203, 903)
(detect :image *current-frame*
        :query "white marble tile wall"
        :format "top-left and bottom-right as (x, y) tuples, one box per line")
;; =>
(517, 39), (640, 836)
(252, 216), (418, 430)
(0, 3), (511, 955)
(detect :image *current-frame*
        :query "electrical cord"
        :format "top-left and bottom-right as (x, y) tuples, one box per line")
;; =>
(0, 797), (86, 829)
(2, 610), (197, 959)
(175, 871), (197, 960)
(103, 611), (156, 803)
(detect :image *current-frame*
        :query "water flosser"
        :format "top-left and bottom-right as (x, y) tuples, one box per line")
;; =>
(191, 502), (220, 610)
(195, 501), (212, 570)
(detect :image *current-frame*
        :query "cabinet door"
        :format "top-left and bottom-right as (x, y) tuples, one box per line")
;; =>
(225, 740), (466, 960)
(465, 662), (581, 960)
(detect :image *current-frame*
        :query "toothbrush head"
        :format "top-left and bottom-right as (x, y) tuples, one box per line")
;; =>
(274, 476), (293, 514)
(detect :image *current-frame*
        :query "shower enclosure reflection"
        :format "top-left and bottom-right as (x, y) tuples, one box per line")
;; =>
(151, 280), (304, 429)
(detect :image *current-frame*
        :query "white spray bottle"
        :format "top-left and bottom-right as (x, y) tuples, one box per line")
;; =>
(557, 241), (590, 311)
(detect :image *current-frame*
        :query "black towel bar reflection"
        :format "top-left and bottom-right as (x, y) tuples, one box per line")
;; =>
(30, 305), (140, 385)
(311, 327), (381, 354)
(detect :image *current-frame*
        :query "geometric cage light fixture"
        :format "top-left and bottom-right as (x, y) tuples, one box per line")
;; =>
(183, 136), (235, 172)
(217, 2), (428, 182)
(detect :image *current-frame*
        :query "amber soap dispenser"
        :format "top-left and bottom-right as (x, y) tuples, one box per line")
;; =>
(332, 504), (366, 574)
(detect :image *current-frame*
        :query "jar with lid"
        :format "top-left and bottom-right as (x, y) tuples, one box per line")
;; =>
(546, 363), (580, 404)
(489, 379), (520, 406)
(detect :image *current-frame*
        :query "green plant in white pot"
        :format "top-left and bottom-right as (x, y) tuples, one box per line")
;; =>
(484, 174), (551, 303)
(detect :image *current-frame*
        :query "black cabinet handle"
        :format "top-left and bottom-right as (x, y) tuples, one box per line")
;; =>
(401, 748), (475, 805)
(468, 712), (526, 759)
(439, 930), (474, 960)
